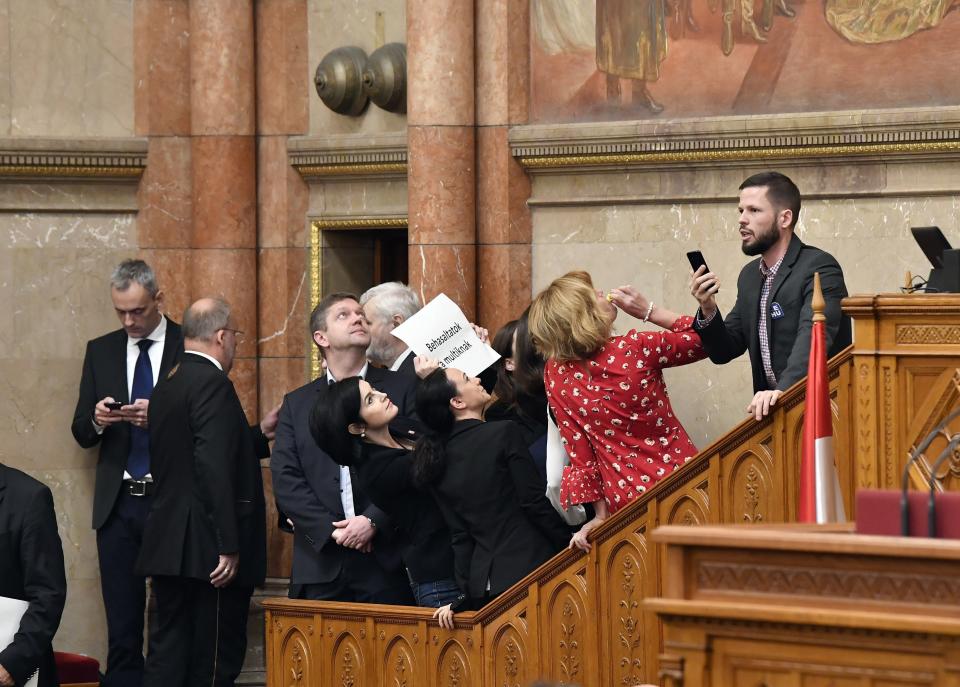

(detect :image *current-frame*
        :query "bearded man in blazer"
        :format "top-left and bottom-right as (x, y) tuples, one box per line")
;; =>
(136, 298), (266, 687)
(271, 292), (416, 603)
(690, 171), (851, 420)
(70, 259), (182, 687)
(0, 465), (66, 687)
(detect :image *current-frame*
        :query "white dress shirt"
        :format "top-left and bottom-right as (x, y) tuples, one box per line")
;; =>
(325, 362), (369, 518)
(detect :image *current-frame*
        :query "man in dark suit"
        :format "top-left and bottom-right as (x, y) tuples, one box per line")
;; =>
(136, 298), (266, 687)
(0, 464), (66, 687)
(70, 259), (181, 687)
(691, 171), (851, 420)
(271, 292), (415, 603)
(359, 281), (422, 376)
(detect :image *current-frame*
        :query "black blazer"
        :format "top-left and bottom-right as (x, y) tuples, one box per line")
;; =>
(0, 465), (66, 687)
(356, 440), (454, 584)
(694, 234), (852, 393)
(136, 354), (266, 587)
(270, 366), (416, 585)
(430, 420), (569, 600)
(70, 317), (183, 529)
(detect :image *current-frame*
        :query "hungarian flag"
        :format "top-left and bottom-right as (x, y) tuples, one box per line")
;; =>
(798, 272), (846, 523)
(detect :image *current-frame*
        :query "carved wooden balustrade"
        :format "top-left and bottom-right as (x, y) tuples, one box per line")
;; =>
(263, 294), (960, 686)
(263, 344), (856, 687)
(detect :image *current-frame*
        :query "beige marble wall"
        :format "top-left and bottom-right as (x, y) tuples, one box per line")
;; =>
(4, 0), (134, 137)
(0, 203), (138, 664)
(531, 166), (960, 451)
(0, 0), (136, 666)
(307, 0), (406, 135)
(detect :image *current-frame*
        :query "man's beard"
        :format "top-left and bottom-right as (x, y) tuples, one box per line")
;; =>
(741, 219), (779, 256)
(365, 337), (396, 367)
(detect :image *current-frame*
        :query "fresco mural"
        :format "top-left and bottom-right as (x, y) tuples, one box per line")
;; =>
(530, 0), (960, 122)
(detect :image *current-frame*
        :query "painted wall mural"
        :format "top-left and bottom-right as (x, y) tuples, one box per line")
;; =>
(530, 0), (960, 122)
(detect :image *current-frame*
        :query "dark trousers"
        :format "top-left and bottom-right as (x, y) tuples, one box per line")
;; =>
(143, 576), (253, 687)
(290, 548), (413, 604)
(96, 490), (153, 687)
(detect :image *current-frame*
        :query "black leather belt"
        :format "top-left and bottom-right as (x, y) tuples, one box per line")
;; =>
(123, 479), (154, 497)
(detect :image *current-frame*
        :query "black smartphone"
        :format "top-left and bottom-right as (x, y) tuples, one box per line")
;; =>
(686, 250), (709, 274)
(105, 401), (124, 411)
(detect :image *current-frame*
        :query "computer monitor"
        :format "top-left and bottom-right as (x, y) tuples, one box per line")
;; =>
(911, 226), (960, 293)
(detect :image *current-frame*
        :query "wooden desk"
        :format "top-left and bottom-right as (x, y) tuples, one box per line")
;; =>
(646, 524), (960, 686)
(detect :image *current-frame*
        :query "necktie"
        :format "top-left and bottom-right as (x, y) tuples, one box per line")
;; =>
(127, 339), (154, 479)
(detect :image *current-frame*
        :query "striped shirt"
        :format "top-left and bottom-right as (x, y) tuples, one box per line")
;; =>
(758, 254), (785, 389)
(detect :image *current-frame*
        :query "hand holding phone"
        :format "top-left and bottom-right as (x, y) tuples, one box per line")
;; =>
(105, 401), (124, 411)
(686, 250), (709, 275)
(687, 249), (720, 317)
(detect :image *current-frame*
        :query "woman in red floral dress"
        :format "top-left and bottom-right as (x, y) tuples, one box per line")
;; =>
(528, 271), (707, 551)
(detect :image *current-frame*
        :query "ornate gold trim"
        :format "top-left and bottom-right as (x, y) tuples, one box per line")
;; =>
(311, 217), (408, 231)
(310, 221), (322, 381)
(517, 140), (960, 170)
(0, 164), (144, 179)
(294, 162), (407, 178)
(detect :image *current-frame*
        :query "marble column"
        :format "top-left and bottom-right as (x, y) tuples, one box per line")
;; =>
(254, 0), (308, 582)
(188, 0), (259, 419)
(476, 0), (532, 334)
(407, 0), (477, 321)
(134, 0), (194, 321)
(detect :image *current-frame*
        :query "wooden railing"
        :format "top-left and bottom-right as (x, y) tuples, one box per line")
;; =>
(264, 294), (960, 686)
(263, 346), (856, 687)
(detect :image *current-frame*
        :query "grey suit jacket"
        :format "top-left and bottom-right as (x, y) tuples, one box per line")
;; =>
(694, 234), (852, 392)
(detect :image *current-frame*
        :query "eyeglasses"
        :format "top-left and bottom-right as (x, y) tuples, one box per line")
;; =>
(219, 328), (245, 344)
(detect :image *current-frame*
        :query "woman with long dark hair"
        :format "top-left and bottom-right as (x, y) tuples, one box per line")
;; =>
(412, 367), (569, 607)
(309, 377), (465, 627)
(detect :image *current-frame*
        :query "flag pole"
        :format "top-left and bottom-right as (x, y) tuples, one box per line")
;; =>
(811, 271), (825, 323)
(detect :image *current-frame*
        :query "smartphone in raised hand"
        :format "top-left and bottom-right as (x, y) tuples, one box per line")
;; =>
(686, 250), (709, 274)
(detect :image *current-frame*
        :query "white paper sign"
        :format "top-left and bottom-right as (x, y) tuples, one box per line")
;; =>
(0, 595), (38, 687)
(391, 293), (500, 377)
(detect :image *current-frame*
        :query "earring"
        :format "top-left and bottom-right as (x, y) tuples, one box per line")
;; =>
(360, 428), (366, 439)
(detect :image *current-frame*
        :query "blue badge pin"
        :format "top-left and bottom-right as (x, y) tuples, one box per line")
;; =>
(770, 302), (784, 320)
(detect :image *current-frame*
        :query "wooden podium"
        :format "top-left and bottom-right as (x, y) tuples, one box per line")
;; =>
(646, 524), (960, 686)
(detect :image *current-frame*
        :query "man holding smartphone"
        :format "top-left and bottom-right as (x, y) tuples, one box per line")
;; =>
(70, 259), (183, 687)
(689, 172), (851, 420)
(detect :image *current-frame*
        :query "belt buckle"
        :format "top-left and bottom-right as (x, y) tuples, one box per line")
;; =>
(128, 480), (148, 497)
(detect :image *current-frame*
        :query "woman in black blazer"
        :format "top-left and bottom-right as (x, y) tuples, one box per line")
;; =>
(412, 368), (569, 611)
(308, 377), (464, 624)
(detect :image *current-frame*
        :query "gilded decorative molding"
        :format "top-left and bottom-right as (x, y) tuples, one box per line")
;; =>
(311, 217), (408, 231)
(289, 133), (407, 179)
(0, 138), (148, 181)
(557, 598), (581, 684)
(696, 561), (960, 605)
(516, 139), (960, 170)
(294, 162), (407, 178)
(895, 324), (960, 345)
(0, 164), (144, 179)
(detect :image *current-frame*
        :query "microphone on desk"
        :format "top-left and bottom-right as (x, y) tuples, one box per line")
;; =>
(927, 431), (960, 538)
(901, 407), (960, 536)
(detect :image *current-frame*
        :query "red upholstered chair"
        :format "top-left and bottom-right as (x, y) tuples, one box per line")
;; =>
(54, 652), (100, 687)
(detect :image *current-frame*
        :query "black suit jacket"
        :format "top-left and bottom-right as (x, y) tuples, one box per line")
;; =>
(136, 354), (266, 588)
(356, 441), (454, 584)
(270, 366), (415, 585)
(694, 234), (852, 393)
(430, 420), (569, 600)
(70, 317), (183, 529)
(0, 465), (66, 687)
